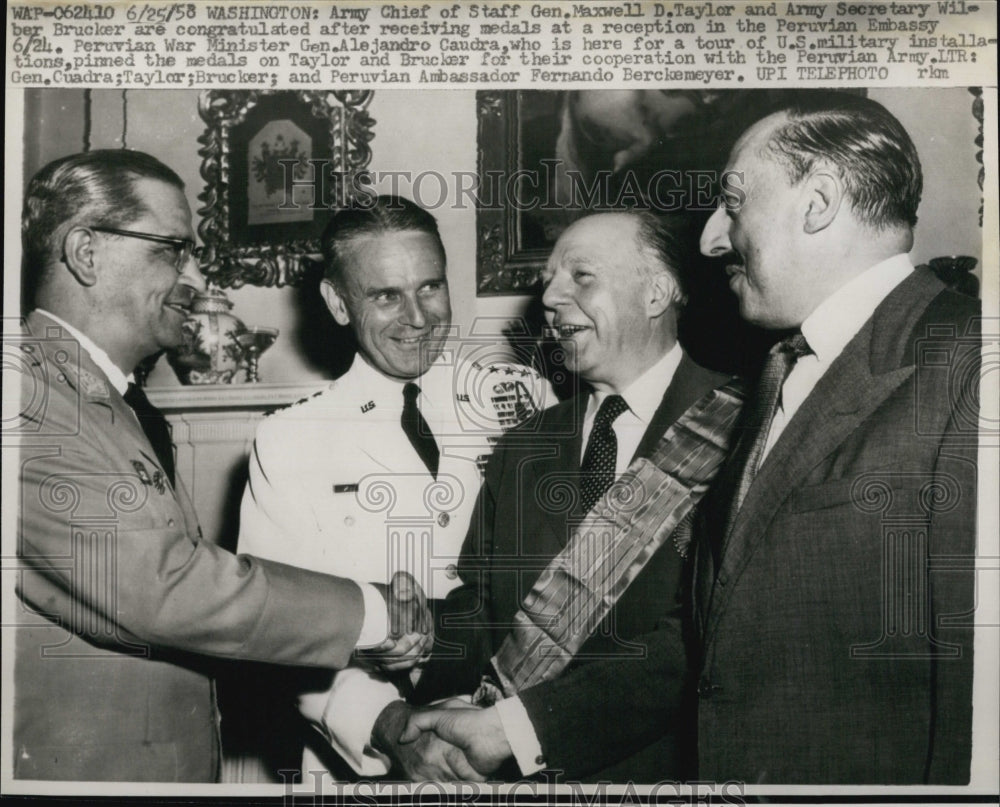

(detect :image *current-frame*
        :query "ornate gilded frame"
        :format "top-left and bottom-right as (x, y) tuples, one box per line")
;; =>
(196, 90), (375, 288)
(475, 91), (548, 296)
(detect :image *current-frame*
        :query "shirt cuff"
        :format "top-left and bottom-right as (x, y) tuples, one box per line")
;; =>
(321, 668), (404, 776)
(495, 696), (546, 776)
(356, 582), (389, 648)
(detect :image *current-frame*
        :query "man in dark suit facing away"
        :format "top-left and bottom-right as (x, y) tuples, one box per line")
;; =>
(693, 92), (979, 784)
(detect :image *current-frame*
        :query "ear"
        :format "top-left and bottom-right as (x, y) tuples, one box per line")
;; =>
(61, 226), (99, 287)
(646, 270), (682, 318)
(803, 169), (843, 235)
(320, 278), (351, 327)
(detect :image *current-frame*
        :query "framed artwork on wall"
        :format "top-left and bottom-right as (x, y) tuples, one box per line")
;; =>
(197, 89), (376, 288)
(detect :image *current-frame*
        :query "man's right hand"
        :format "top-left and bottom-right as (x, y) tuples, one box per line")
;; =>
(372, 570), (432, 638)
(371, 700), (486, 781)
(363, 571), (433, 671)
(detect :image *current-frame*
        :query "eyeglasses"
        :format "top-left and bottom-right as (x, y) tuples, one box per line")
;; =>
(91, 226), (204, 273)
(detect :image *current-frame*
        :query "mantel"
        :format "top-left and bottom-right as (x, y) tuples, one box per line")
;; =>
(145, 382), (325, 415)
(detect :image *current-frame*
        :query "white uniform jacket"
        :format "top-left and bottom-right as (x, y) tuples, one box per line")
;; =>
(238, 351), (552, 775)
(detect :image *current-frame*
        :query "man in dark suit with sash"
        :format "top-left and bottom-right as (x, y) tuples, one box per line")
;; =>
(370, 211), (742, 781)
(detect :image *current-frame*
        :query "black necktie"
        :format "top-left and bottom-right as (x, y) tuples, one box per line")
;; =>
(579, 394), (629, 513)
(402, 382), (439, 478)
(124, 382), (175, 486)
(712, 332), (811, 564)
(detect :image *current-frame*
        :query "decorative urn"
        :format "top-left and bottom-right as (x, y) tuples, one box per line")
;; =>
(169, 285), (247, 384)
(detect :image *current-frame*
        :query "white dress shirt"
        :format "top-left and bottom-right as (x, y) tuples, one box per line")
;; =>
(497, 342), (684, 775)
(761, 253), (915, 460)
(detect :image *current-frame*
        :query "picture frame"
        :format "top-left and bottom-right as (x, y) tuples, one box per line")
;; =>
(196, 90), (376, 288)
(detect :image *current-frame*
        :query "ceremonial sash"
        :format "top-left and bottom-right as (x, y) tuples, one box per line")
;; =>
(474, 382), (743, 703)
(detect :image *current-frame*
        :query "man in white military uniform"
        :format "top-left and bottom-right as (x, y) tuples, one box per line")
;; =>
(238, 196), (552, 780)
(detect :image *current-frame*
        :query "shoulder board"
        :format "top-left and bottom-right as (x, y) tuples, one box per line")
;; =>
(263, 387), (329, 418)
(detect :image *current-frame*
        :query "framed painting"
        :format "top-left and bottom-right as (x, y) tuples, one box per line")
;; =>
(197, 90), (376, 288)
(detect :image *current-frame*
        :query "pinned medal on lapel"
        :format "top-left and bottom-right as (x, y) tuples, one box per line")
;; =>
(132, 460), (167, 494)
(131, 460), (152, 486)
(151, 469), (167, 494)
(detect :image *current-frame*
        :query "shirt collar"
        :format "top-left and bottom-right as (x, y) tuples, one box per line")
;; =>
(34, 308), (132, 395)
(589, 342), (684, 425)
(350, 351), (449, 410)
(800, 254), (914, 363)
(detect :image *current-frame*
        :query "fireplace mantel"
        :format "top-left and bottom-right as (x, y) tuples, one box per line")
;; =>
(146, 382), (324, 414)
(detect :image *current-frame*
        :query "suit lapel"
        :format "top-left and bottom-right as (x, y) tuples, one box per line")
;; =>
(702, 269), (946, 641)
(634, 354), (730, 461)
(527, 395), (587, 548)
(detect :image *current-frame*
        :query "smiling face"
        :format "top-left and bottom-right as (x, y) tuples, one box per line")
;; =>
(541, 214), (670, 393)
(700, 114), (815, 329)
(323, 230), (451, 380)
(97, 177), (206, 367)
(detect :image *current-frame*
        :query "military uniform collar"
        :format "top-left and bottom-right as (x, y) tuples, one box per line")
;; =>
(33, 308), (132, 395)
(348, 352), (450, 412)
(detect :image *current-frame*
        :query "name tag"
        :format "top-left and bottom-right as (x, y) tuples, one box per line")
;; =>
(333, 483), (359, 494)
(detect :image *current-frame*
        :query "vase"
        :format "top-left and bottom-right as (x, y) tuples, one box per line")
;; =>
(169, 286), (247, 384)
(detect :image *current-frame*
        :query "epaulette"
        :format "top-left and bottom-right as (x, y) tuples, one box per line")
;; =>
(262, 387), (328, 418)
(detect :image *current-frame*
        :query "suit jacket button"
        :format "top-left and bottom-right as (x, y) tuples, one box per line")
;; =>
(445, 564), (458, 580)
(697, 678), (720, 697)
(344, 515), (355, 527)
(437, 512), (450, 528)
(535, 755), (546, 766)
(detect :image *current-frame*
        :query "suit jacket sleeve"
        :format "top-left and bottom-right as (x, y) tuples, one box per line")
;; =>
(18, 399), (365, 670)
(515, 591), (691, 778)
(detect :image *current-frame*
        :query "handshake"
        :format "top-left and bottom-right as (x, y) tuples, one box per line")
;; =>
(358, 572), (514, 780)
